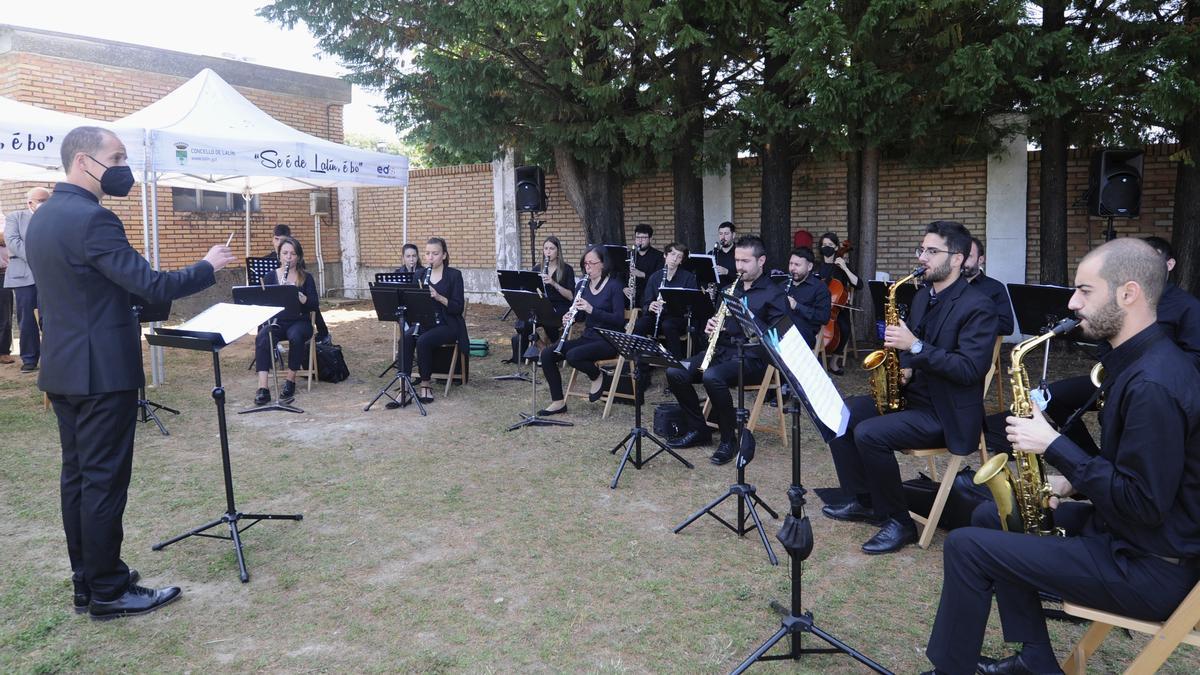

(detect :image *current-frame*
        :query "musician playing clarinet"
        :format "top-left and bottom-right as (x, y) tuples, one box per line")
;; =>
(785, 246), (831, 349)
(537, 245), (625, 416)
(507, 236), (575, 363)
(253, 237), (318, 405)
(394, 243), (424, 275)
(633, 242), (696, 359)
(397, 237), (470, 405)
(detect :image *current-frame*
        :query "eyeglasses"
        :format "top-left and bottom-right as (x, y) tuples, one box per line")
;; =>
(915, 246), (956, 259)
(583, 259), (602, 267)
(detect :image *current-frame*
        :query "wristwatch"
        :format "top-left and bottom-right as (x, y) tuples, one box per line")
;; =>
(909, 339), (924, 355)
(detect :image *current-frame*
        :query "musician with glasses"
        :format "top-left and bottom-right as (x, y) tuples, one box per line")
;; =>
(922, 238), (1200, 675)
(633, 242), (696, 359)
(507, 236), (575, 364)
(627, 224), (664, 305)
(536, 245), (625, 416)
(822, 221), (997, 555)
(664, 235), (788, 466)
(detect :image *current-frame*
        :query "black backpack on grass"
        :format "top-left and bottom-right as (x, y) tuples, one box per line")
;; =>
(316, 342), (350, 383)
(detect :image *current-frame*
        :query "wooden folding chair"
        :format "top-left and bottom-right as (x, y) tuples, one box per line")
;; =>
(700, 364), (789, 443)
(565, 309), (639, 419)
(430, 342), (469, 396)
(903, 335), (1004, 549)
(1061, 577), (1200, 674)
(275, 315), (319, 391)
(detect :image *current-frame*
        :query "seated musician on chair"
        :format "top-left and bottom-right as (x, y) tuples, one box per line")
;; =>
(664, 235), (788, 466)
(397, 237), (470, 405)
(253, 236), (318, 405)
(395, 243), (424, 275)
(633, 241), (696, 359)
(784, 246), (831, 349)
(921, 238), (1200, 675)
(508, 236), (576, 363)
(537, 244), (626, 416)
(822, 220), (997, 555)
(267, 223), (329, 343)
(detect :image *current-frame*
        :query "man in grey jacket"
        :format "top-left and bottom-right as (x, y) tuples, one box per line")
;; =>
(4, 186), (49, 372)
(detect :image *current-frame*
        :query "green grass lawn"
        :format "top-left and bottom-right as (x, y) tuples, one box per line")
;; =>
(0, 303), (1195, 673)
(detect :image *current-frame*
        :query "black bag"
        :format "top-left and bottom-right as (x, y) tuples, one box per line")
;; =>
(654, 402), (686, 439)
(316, 342), (350, 383)
(903, 465), (993, 531)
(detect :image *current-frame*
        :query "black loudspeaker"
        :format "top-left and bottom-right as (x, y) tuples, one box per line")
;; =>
(1088, 149), (1143, 218)
(515, 165), (547, 212)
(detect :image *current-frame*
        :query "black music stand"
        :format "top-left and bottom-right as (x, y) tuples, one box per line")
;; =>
(722, 316), (891, 674)
(505, 290), (574, 431)
(232, 285), (305, 415)
(684, 254), (720, 290)
(674, 293), (779, 565)
(245, 256), (276, 286)
(596, 328), (695, 488)
(868, 279), (918, 325)
(147, 321), (303, 583)
(1007, 283), (1081, 338)
(132, 296), (177, 435)
(364, 287), (438, 414)
(495, 271), (550, 382)
(376, 271), (416, 286)
(660, 287), (714, 349)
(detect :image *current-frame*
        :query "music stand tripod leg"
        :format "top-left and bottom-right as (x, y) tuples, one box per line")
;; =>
(605, 350), (692, 489)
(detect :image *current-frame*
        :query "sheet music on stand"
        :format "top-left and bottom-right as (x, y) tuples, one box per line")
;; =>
(175, 302), (281, 346)
(763, 321), (850, 440)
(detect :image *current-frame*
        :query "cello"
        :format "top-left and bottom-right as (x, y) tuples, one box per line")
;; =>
(820, 239), (853, 353)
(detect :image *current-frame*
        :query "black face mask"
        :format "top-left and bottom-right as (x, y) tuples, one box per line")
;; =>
(85, 155), (136, 197)
(820, 245), (835, 258)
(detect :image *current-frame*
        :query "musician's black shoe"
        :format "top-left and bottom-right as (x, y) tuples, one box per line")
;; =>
(537, 405), (568, 416)
(417, 387), (435, 404)
(861, 518), (918, 555)
(667, 428), (712, 449)
(976, 652), (1062, 675)
(253, 388), (270, 405)
(88, 584), (181, 621)
(588, 383), (605, 403)
(709, 441), (735, 465)
(820, 501), (885, 525)
(74, 570), (139, 614)
(280, 380), (296, 404)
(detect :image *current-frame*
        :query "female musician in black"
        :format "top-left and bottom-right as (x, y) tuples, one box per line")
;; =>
(253, 237), (319, 405)
(816, 231), (862, 371)
(398, 237), (470, 404)
(395, 243), (424, 275)
(634, 242), (697, 358)
(537, 245), (626, 415)
(507, 236), (576, 363)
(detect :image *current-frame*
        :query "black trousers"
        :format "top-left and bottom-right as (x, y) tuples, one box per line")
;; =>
(255, 319), (313, 373)
(632, 313), (688, 359)
(983, 375), (1100, 458)
(666, 349), (766, 443)
(539, 336), (615, 401)
(13, 284), (38, 366)
(926, 502), (1200, 675)
(828, 394), (947, 522)
(510, 318), (562, 362)
(0, 270), (11, 355)
(399, 323), (459, 383)
(50, 389), (139, 602)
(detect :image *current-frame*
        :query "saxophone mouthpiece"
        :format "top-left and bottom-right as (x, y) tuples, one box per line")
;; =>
(911, 266), (927, 278)
(1050, 317), (1081, 335)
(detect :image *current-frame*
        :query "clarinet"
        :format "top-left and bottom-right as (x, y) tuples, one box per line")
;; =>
(555, 278), (589, 355)
(627, 248), (637, 310)
(424, 266), (441, 325)
(652, 272), (666, 337)
(540, 253), (549, 298)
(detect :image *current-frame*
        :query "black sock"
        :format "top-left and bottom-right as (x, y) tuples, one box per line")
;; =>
(1019, 642), (1059, 672)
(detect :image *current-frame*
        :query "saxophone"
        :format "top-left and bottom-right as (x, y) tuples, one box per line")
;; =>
(862, 267), (925, 414)
(699, 272), (743, 372)
(973, 316), (1080, 535)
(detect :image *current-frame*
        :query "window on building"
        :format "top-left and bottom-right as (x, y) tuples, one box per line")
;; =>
(172, 187), (260, 213)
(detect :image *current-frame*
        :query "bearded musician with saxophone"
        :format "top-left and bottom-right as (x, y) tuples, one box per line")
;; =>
(823, 221), (998, 555)
(922, 238), (1200, 675)
(664, 235), (787, 466)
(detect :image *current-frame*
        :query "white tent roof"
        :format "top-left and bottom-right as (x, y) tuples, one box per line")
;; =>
(116, 68), (408, 193)
(0, 96), (145, 181)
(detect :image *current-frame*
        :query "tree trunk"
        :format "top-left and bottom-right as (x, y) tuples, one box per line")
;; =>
(555, 146), (625, 245)
(1039, 116), (1069, 285)
(672, 47), (706, 252)
(760, 137), (795, 272)
(856, 144), (880, 341)
(1173, 114), (1200, 297)
(845, 148), (863, 267)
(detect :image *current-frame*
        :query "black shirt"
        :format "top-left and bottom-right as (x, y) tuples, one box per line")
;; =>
(814, 260), (862, 291)
(1045, 324), (1200, 559)
(1157, 283), (1200, 369)
(714, 272), (789, 360)
(535, 262), (577, 315)
(785, 274), (832, 348)
(264, 270), (319, 323)
(712, 245), (736, 284)
(578, 276), (627, 338)
(633, 246), (665, 302)
(641, 266), (697, 310)
(968, 272), (1015, 335)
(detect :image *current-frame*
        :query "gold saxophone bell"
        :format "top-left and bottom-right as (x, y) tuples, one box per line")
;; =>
(1090, 362), (1105, 409)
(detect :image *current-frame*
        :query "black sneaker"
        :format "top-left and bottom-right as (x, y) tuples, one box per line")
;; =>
(253, 388), (271, 405)
(280, 380), (296, 403)
(20, 362), (37, 373)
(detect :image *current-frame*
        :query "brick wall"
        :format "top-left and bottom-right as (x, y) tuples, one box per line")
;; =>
(1025, 144), (1177, 283)
(0, 51), (343, 275)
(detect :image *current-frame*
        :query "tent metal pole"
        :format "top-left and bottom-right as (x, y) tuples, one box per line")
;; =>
(403, 185), (408, 245)
(244, 187), (252, 260)
(314, 212), (325, 297)
(149, 174), (164, 386)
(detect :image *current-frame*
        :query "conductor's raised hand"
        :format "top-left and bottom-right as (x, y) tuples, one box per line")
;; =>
(883, 319), (916, 351)
(203, 244), (236, 271)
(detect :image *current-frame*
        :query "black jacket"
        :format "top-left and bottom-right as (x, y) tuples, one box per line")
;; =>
(641, 266), (697, 311)
(969, 272), (1015, 335)
(26, 182), (215, 395)
(786, 274), (832, 347)
(427, 266), (470, 353)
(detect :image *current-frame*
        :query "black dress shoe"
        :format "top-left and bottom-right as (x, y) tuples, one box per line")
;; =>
(710, 441), (735, 465)
(88, 584), (181, 620)
(976, 652), (1060, 675)
(820, 501), (886, 525)
(74, 570), (140, 614)
(280, 380), (296, 404)
(861, 518), (919, 555)
(588, 384), (605, 403)
(667, 428), (712, 449)
(253, 388), (270, 405)
(537, 405), (568, 416)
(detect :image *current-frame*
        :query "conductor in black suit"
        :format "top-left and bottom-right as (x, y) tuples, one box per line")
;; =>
(822, 221), (998, 554)
(25, 126), (235, 620)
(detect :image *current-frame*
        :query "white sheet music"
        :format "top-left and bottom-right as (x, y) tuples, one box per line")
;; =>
(770, 325), (850, 437)
(176, 302), (281, 345)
